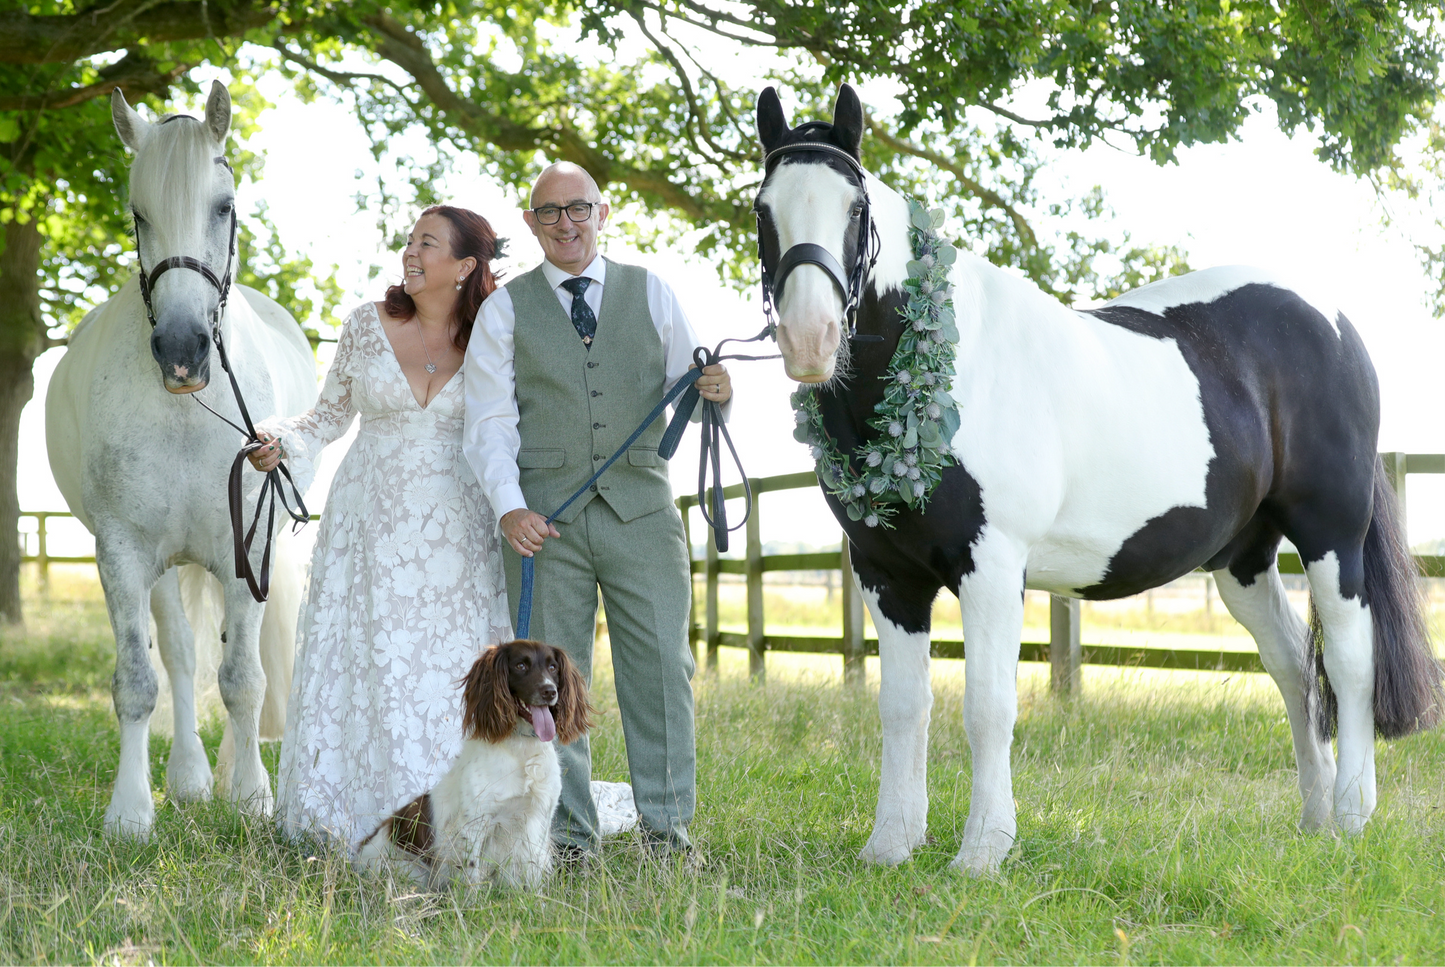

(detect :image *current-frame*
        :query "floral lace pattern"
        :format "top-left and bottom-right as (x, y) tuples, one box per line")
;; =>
(263, 302), (513, 847)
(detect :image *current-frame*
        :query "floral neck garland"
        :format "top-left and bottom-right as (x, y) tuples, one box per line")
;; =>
(790, 200), (961, 528)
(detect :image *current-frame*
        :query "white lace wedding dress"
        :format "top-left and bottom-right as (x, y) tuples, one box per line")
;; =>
(261, 301), (513, 847)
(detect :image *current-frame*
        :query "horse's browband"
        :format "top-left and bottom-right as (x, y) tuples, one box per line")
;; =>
(763, 141), (866, 179)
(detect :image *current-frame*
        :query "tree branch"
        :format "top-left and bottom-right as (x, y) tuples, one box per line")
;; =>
(0, 51), (187, 111)
(272, 41), (414, 102)
(0, 1), (282, 65)
(358, 12), (733, 225)
(865, 116), (1037, 249)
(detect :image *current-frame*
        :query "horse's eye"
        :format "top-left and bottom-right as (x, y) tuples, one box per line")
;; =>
(851, 203), (863, 217)
(217, 203), (233, 217)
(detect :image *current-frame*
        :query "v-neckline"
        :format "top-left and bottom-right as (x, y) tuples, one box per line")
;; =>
(371, 303), (461, 411)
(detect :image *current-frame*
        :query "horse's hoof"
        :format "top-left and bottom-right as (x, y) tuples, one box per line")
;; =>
(166, 753), (214, 803)
(166, 775), (214, 804)
(103, 804), (155, 841)
(1334, 808), (1371, 836)
(231, 784), (275, 819)
(950, 830), (1013, 876)
(1298, 798), (1332, 833)
(859, 827), (921, 866)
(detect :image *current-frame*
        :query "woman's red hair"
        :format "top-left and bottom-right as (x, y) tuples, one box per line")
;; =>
(382, 205), (502, 352)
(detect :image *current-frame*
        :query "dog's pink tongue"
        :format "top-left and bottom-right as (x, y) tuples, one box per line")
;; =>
(529, 705), (556, 742)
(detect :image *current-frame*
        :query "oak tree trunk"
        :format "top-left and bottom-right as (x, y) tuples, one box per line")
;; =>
(0, 214), (44, 625)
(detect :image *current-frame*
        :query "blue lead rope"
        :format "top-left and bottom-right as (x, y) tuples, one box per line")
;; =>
(514, 328), (777, 640)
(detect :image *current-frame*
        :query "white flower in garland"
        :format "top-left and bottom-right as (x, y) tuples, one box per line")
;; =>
(790, 200), (962, 529)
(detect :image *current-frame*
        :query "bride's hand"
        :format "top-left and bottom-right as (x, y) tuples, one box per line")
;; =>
(248, 432), (283, 472)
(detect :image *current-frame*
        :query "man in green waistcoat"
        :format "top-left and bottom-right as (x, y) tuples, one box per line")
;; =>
(462, 162), (732, 858)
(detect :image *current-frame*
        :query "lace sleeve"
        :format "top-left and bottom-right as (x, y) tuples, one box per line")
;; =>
(256, 307), (364, 494)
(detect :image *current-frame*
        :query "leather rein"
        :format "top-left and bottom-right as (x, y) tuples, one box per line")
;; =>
(755, 140), (882, 344)
(131, 144), (309, 603)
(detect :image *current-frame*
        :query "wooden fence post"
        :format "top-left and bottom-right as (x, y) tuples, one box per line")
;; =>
(682, 505), (698, 665)
(1383, 451), (1408, 540)
(746, 479), (765, 682)
(840, 537), (866, 687)
(35, 513), (48, 594)
(705, 500), (720, 673)
(1050, 594), (1081, 696)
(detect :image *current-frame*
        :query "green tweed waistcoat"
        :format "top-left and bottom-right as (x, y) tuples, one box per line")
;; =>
(507, 259), (672, 525)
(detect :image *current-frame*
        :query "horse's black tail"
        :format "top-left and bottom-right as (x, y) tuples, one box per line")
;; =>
(1311, 461), (1444, 739)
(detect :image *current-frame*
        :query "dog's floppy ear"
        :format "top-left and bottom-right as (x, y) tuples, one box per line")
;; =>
(461, 645), (515, 743)
(551, 645), (594, 746)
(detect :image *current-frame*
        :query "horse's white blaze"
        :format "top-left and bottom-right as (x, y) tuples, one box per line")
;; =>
(856, 583), (932, 866)
(1305, 551), (1377, 832)
(934, 255), (1216, 592)
(758, 162), (856, 381)
(1212, 565), (1335, 829)
(1105, 265), (1343, 337)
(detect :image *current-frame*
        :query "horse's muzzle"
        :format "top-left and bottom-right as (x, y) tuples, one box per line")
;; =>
(151, 323), (211, 394)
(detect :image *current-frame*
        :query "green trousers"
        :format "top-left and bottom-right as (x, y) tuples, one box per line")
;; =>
(504, 498), (696, 851)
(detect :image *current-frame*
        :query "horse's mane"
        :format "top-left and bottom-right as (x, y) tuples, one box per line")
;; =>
(128, 115), (228, 243)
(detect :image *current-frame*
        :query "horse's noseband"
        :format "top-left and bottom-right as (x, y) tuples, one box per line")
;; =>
(756, 140), (882, 343)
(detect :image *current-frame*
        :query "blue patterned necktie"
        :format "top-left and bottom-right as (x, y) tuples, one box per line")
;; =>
(560, 276), (597, 348)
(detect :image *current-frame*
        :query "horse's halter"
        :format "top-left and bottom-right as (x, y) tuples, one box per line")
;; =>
(125, 120), (309, 602)
(132, 120), (238, 335)
(755, 140), (882, 343)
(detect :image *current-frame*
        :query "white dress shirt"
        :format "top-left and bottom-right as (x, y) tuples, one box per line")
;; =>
(463, 254), (728, 521)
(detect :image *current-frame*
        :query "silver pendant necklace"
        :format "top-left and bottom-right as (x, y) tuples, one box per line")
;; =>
(417, 320), (439, 374)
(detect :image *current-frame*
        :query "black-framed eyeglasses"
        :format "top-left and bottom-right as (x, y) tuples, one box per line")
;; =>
(531, 202), (598, 225)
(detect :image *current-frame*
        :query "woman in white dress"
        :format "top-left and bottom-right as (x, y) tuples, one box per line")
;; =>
(249, 205), (513, 846)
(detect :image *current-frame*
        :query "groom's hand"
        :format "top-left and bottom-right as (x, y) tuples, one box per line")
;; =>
(502, 509), (560, 557)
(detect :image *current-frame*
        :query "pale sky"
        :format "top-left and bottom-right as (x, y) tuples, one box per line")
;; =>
(19, 65), (1445, 560)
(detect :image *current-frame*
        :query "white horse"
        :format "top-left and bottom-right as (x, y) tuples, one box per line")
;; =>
(45, 81), (317, 839)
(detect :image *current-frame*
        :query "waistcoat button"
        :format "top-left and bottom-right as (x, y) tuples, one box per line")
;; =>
(591, 390), (601, 397)
(593, 423), (601, 429)
(593, 454), (602, 461)
(589, 484), (598, 492)
(587, 361), (597, 368)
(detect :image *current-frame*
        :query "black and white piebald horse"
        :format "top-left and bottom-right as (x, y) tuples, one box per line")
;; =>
(756, 85), (1444, 874)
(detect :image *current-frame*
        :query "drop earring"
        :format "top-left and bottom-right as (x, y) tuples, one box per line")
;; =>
(455, 276), (466, 291)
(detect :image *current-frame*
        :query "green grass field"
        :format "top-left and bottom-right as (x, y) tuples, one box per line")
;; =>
(4, 567), (1445, 964)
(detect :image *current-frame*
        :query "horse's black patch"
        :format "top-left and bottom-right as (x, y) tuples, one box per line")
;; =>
(812, 282), (988, 632)
(1080, 283), (1379, 598)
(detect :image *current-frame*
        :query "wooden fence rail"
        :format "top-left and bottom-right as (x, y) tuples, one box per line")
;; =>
(20, 452), (1445, 693)
(675, 453), (1445, 691)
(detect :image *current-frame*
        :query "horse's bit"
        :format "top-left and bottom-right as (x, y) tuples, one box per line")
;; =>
(129, 130), (308, 603)
(755, 140), (882, 343)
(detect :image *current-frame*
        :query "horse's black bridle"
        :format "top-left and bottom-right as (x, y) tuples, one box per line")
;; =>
(129, 128), (308, 602)
(755, 140), (882, 343)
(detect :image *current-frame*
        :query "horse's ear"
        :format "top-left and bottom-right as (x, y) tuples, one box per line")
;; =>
(204, 80), (232, 145)
(831, 84), (864, 158)
(111, 89), (148, 153)
(757, 86), (790, 155)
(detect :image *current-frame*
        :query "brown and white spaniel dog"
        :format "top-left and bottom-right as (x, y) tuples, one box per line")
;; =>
(355, 640), (591, 890)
